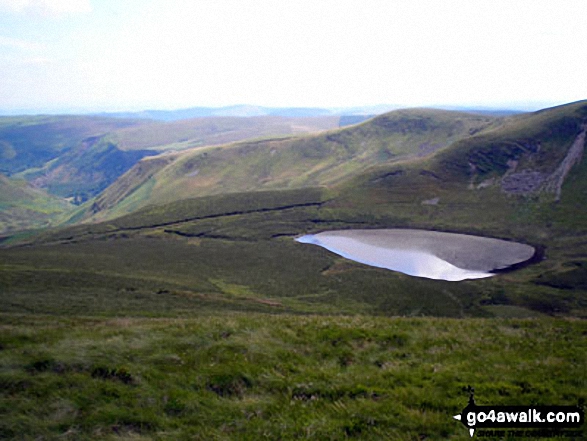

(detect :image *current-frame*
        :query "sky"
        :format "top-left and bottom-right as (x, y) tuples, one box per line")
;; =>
(1, 0), (586, 114)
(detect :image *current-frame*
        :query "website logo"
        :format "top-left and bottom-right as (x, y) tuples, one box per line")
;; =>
(453, 386), (584, 438)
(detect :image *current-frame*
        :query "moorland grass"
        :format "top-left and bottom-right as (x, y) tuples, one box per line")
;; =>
(3, 181), (587, 319)
(1, 313), (585, 440)
(2, 103), (587, 440)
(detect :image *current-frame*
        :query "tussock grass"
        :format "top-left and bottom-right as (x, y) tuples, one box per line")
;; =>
(1, 103), (587, 439)
(1, 313), (584, 440)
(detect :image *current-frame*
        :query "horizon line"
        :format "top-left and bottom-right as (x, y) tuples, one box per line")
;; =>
(0, 100), (576, 117)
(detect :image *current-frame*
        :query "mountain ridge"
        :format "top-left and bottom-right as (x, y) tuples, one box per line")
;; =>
(92, 104), (525, 122)
(2, 100), (587, 320)
(80, 107), (503, 223)
(0, 114), (345, 232)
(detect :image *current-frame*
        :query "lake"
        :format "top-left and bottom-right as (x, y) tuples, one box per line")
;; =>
(295, 229), (536, 281)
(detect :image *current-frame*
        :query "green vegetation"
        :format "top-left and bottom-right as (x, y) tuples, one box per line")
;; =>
(0, 115), (147, 176)
(9, 100), (582, 319)
(24, 138), (157, 202)
(1, 102), (586, 439)
(1, 314), (585, 440)
(0, 115), (151, 232)
(82, 109), (500, 222)
(0, 174), (73, 234)
(3, 184), (586, 319)
(0, 114), (340, 232)
(3, 103), (587, 318)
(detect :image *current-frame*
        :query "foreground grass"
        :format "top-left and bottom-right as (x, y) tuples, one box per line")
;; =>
(1, 313), (585, 440)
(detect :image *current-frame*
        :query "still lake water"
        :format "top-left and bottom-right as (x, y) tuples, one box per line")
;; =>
(296, 229), (535, 282)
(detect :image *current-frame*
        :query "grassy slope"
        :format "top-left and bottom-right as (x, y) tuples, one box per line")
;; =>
(31, 139), (158, 200)
(5, 102), (585, 318)
(331, 100), (587, 246)
(0, 188), (501, 318)
(0, 115), (148, 175)
(1, 115), (342, 231)
(0, 116), (154, 231)
(0, 174), (73, 234)
(85, 109), (500, 222)
(1, 103), (586, 318)
(1, 314), (584, 440)
(324, 101), (587, 316)
(3, 172), (586, 320)
(434, 100), (587, 182)
(1, 103), (586, 439)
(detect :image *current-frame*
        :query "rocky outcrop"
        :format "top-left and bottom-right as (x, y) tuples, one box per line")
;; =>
(542, 125), (586, 200)
(499, 126), (586, 199)
(501, 170), (548, 194)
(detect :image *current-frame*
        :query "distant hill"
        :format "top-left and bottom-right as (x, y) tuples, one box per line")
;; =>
(0, 115), (148, 176)
(23, 137), (158, 202)
(110, 115), (341, 151)
(75, 99), (587, 255)
(80, 101), (587, 227)
(95, 104), (396, 121)
(433, 106), (525, 117)
(3, 100), (587, 319)
(3, 101), (584, 244)
(82, 108), (501, 222)
(0, 114), (343, 232)
(332, 100), (587, 231)
(0, 116), (158, 202)
(96, 104), (526, 121)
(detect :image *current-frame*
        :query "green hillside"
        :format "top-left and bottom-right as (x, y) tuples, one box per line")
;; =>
(351, 106), (584, 212)
(1, 102), (586, 439)
(84, 109), (500, 222)
(3, 101), (584, 319)
(0, 115), (148, 175)
(1, 314), (584, 440)
(22, 137), (158, 202)
(0, 114), (343, 232)
(0, 174), (72, 234)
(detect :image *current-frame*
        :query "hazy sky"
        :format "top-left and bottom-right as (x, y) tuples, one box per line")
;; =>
(1, 0), (586, 113)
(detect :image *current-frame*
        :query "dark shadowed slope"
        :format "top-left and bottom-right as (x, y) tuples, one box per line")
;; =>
(0, 115), (149, 175)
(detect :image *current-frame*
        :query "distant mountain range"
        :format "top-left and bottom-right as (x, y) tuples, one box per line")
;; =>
(0, 101), (577, 237)
(92, 104), (392, 121)
(95, 104), (523, 121)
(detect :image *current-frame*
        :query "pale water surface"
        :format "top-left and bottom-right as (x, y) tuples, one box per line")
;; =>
(296, 229), (535, 282)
